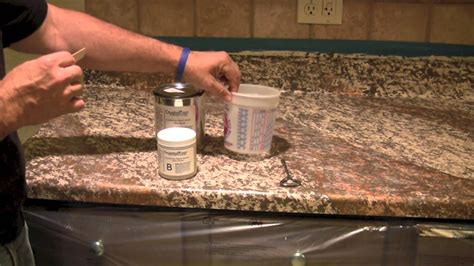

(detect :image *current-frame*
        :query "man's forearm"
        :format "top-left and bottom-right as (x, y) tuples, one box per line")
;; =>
(0, 101), (10, 140)
(11, 4), (182, 75)
(0, 87), (20, 140)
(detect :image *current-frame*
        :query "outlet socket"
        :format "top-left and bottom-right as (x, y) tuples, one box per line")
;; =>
(305, 3), (316, 16)
(297, 0), (343, 25)
(323, 0), (335, 16)
(318, 0), (343, 24)
(297, 0), (318, 24)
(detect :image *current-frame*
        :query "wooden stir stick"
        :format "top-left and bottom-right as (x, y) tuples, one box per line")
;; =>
(72, 48), (86, 62)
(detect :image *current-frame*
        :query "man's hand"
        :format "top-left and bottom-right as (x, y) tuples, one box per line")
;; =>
(0, 51), (84, 136)
(183, 51), (241, 102)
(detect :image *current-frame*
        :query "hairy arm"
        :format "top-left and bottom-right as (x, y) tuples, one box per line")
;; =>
(11, 4), (240, 100)
(10, 4), (181, 74)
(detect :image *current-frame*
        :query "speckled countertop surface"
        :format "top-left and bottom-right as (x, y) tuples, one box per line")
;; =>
(24, 52), (474, 220)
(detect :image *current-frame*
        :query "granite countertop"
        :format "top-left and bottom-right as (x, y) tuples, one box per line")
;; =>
(24, 52), (474, 220)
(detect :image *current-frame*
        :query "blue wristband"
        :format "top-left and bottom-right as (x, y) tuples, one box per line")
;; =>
(175, 48), (190, 82)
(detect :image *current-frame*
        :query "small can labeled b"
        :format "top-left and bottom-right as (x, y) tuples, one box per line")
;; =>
(157, 127), (197, 180)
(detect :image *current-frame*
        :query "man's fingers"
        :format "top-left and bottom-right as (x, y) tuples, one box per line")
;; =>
(64, 84), (85, 113)
(222, 60), (241, 93)
(207, 77), (232, 102)
(184, 51), (240, 101)
(69, 97), (86, 112)
(64, 83), (83, 99)
(40, 51), (75, 68)
(62, 65), (83, 84)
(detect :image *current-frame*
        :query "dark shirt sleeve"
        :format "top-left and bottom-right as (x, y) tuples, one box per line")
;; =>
(0, 0), (48, 47)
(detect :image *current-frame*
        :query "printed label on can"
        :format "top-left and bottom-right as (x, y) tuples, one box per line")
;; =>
(157, 105), (196, 131)
(159, 144), (196, 178)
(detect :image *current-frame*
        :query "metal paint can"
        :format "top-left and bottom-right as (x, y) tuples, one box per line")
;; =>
(153, 83), (205, 146)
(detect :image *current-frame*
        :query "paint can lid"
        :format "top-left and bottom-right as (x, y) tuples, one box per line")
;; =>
(153, 83), (204, 99)
(157, 127), (196, 147)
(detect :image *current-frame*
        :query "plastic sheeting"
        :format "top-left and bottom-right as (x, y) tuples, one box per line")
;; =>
(23, 205), (473, 266)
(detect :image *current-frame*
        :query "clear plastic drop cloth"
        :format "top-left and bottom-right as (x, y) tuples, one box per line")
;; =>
(23, 204), (473, 266)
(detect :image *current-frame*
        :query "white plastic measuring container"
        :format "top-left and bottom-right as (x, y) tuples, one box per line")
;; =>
(224, 84), (281, 155)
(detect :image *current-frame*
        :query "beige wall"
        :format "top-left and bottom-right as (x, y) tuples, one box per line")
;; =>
(84, 0), (474, 45)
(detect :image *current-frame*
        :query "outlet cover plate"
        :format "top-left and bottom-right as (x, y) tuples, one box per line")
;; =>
(297, 0), (343, 25)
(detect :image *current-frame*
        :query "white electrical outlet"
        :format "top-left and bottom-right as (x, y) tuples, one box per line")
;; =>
(297, 0), (318, 24)
(318, 0), (343, 24)
(297, 0), (343, 25)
